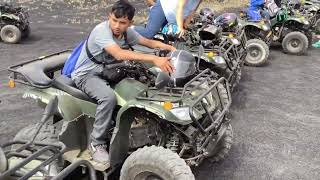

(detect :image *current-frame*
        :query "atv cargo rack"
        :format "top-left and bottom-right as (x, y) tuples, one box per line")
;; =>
(0, 141), (97, 180)
(137, 69), (231, 134)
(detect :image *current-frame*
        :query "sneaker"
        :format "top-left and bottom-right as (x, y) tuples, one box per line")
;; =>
(88, 143), (109, 163)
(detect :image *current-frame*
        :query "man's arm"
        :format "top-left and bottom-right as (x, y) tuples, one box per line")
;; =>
(138, 36), (176, 51)
(184, 0), (203, 28)
(145, 0), (156, 7)
(104, 44), (174, 73)
(176, 0), (187, 36)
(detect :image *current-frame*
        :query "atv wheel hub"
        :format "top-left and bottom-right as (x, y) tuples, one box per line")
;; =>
(5, 30), (14, 38)
(249, 48), (260, 57)
(290, 39), (300, 48)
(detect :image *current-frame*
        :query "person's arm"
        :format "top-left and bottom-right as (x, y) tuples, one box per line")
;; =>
(145, 0), (156, 7)
(176, 0), (187, 37)
(104, 44), (173, 73)
(138, 36), (176, 51)
(183, 0), (203, 28)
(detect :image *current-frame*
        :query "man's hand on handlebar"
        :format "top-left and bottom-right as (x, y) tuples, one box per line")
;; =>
(153, 57), (174, 73)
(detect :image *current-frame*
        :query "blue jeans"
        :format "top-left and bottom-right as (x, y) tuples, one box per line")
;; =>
(134, 0), (167, 39)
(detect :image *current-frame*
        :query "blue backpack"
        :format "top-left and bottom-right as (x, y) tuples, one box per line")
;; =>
(62, 41), (85, 77)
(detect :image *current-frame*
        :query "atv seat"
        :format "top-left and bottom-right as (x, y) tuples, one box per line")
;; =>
(52, 75), (94, 103)
(10, 51), (70, 88)
(9, 50), (94, 103)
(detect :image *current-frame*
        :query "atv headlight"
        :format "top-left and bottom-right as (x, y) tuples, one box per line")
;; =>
(214, 56), (226, 65)
(170, 107), (192, 121)
(303, 20), (310, 25)
(230, 38), (241, 45)
(262, 24), (270, 31)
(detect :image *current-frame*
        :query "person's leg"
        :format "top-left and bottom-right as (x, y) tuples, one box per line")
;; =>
(74, 75), (117, 162)
(134, 0), (167, 38)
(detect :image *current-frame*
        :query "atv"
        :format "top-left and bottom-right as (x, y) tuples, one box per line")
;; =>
(288, 0), (320, 33)
(237, 10), (272, 66)
(0, 3), (30, 44)
(3, 48), (233, 179)
(152, 19), (244, 91)
(268, 6), (312, 55)
(196, 8), (270, 67)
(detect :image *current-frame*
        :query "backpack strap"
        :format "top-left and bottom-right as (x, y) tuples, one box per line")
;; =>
(85, 35), (102, 64)
(85, 31), (133, 65)
(123, 31), (134, 51)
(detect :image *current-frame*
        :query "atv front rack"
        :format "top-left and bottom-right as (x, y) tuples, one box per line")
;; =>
(137, 69), (232, 134)
(0, 141), (97, 180)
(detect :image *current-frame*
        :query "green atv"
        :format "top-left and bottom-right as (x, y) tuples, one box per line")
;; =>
(0, 3), (30, 43)
(237, 11), (272, 67)
(288, 0), (320, 33)
(2, 49), (233, 179)
(269, 6), (312, 55)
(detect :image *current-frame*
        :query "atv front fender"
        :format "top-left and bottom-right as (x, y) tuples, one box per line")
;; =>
(0, 13), (20, 21)
(243, 22), (270, 32)
(287, 17), (310, 26)
(109, 101), (193, 167)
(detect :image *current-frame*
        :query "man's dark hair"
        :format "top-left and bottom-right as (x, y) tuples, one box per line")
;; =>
(111, 0), (135, 20)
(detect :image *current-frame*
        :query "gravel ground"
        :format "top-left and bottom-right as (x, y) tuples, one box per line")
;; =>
(0, 0), (320, 179)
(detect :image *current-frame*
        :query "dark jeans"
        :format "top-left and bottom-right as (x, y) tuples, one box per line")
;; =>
(134, 0), (167, 38)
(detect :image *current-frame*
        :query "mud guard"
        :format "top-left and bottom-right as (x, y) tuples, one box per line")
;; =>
(286, 17), (310, 26)
(109, 101), (192, 167)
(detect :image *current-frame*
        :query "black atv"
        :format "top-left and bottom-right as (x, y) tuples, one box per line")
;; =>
(0, 3), (30, 44)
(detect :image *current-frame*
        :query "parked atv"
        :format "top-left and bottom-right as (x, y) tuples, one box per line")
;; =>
(0, 3), (30, 43)
(237, 10), (272, 66)
(154, 19), (245, 90)
(5, 49), (233, 179)
(196, 26), (245, 91)
(269, 6), (312, 55)
(288, 0), (320, 33)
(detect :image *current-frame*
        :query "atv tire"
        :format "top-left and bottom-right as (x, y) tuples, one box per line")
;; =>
(13, 124), (59, 144)
(207, 124), (234, 162)
(231, 67), (242, 91)
(245, 39), (269, 67)
(22, 25), (31, 39)
(120, 146), (195, 180)
(282, 31), (308, 55)
(218, 82), (230, 106)
(304, 30), (313, 48)
(12, 124), (62, 177)
(0, 25), (22, 44)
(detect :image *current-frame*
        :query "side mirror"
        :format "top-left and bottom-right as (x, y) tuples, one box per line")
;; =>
(155, 72), (170, 89)
(0, 147), (8, 173)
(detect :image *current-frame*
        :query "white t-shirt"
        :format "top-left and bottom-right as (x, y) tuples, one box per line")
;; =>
(160, 0), (201, 24)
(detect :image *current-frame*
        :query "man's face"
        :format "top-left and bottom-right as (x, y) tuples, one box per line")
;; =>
(108, 13), (132, 36)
